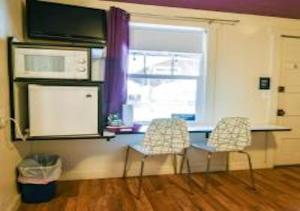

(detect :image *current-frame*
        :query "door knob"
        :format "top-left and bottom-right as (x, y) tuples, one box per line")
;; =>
(277, 109), (286, 116)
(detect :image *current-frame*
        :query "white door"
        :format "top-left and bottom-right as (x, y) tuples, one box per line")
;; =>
(275, 36), (300, 165)
(29, 85), (99, 137)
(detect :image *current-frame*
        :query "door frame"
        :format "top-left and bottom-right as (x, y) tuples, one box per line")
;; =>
(270, 28), (300, 124)
(268, 28), (300, 167)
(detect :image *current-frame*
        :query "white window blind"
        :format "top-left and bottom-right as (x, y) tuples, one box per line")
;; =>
(130, 23), (205, 53)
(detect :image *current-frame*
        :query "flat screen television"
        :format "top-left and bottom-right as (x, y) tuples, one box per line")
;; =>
(27, 0), (107, 44)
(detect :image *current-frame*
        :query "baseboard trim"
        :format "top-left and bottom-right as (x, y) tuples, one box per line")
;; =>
(60, 164), (222, 181)
(59, 161), (269, 181)
(228, 162), (269, 171)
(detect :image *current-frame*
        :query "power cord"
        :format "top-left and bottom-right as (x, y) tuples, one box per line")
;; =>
(0, 117), (29, 141)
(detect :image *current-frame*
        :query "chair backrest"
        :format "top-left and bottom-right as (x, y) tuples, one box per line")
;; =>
(143, 118), (190, 154)
(208, 117), (251, 151)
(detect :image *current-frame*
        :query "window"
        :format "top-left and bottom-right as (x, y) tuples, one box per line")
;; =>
(127, 23), (207, 123)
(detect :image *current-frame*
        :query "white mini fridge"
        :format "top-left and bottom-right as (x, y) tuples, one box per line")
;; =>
(29, 84), (99, 137)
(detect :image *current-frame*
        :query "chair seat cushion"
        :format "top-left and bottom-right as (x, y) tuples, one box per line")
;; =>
(192, 141), (217, 152)
(129, 144), (152, 155)
(129, 144), (181, 155)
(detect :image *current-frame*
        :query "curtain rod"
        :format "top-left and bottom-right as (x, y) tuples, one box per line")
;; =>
(281, 35), (300, 39)
(131, 12), (240, 25)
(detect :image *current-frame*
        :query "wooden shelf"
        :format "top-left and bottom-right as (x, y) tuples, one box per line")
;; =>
(12, 40), (106, 49)
(14, 78), (103, 85)
(15, 131), (115, 142)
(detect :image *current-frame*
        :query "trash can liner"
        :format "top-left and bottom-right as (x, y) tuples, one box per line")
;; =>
(18, 176), (59, 185)
(18, 154), (62, 181)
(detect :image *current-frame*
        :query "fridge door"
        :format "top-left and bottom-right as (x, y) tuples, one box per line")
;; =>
(29, 85), (98, 137)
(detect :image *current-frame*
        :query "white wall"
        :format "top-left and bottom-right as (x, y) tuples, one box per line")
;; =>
(0, 0), (30, 210)
(7, 0), (300, 181)
(213, 24), (272, 123)
(30, 133), (268, 180)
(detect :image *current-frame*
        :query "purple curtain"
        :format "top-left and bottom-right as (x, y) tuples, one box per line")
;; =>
(104, 7), (130, 120)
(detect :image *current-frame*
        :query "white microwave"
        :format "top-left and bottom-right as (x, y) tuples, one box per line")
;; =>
(13, 46), (90, 80)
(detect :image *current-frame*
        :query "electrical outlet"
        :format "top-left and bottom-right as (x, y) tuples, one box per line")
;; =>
(0, 117), (6, 129)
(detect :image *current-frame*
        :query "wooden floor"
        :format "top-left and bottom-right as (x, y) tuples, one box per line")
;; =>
(19, 167), (300, 211)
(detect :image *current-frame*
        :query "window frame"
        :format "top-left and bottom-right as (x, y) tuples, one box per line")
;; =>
(127, 25), (209, 125)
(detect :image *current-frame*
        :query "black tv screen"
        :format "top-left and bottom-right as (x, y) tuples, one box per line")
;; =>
(27, 0), (107, 44)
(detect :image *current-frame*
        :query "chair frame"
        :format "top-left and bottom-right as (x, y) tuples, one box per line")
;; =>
(123, 146), (191, 198)
(181, 147), (256, 192)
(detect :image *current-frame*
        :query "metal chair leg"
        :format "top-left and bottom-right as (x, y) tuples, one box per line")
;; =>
(186, 155), (191, 174)
(179, 149), (193, 192)
(173, 154), (177, 174)
(226, 152), (230, 172)
(123, 146), (130, 178)
(137, 155), (147, 198)
(239, 151), (256, 190)
(180, 149), (187, 174)
(180, 148), (192, 174)
(185, 153), (194, 193)
(204, 152), (212, 192)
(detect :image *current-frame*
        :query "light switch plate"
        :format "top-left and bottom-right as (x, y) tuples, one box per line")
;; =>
(259, 77), (271, 90)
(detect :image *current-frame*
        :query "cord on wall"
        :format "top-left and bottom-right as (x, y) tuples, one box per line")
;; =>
(0, 117), (28, 141)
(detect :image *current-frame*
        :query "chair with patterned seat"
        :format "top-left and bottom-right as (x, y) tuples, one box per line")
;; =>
(123, 118), (191, 197)
(182, 117), (255, 191)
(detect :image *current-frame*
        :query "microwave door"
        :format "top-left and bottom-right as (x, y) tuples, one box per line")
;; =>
(14, 48), (66, 79)
(25, 54), (65, 75)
